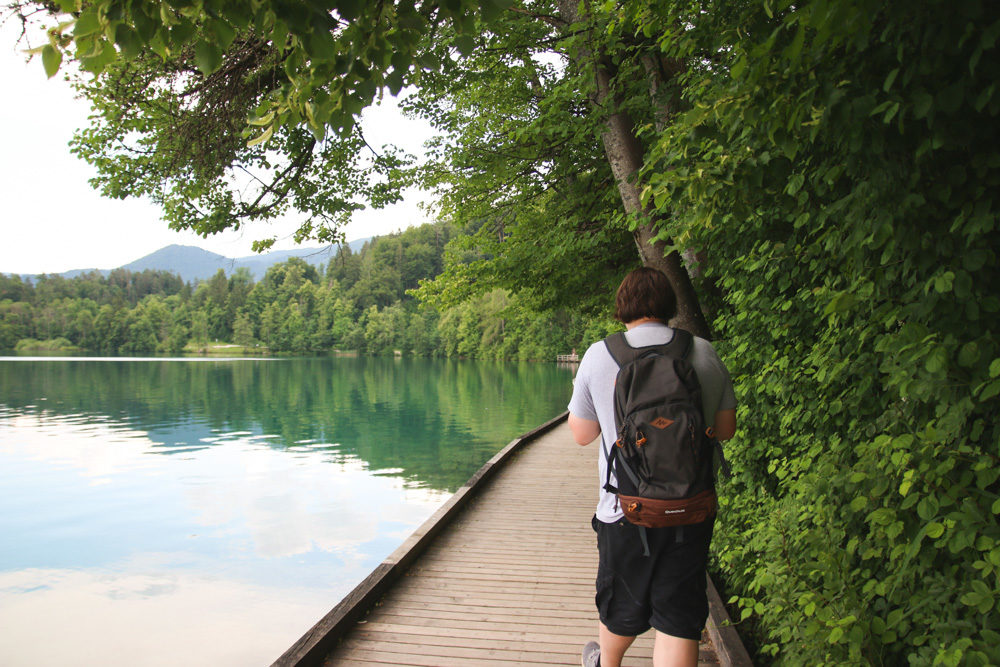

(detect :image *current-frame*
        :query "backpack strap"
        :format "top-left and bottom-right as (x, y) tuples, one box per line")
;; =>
(603, 332), (632, 368)
(604, 328), (694, 367)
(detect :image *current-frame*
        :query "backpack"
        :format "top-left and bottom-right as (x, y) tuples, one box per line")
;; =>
(602, 328), (720, 545)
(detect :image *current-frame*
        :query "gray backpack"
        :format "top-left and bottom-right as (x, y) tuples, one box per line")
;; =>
(602, 329), (721, 551)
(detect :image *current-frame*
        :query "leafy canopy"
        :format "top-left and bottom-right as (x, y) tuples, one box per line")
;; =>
(17, 0), (512, 249)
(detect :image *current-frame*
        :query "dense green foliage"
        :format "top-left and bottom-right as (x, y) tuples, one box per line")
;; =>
(402, 5), (642, 315)
(629, 0), (1000, 663)
(1, 223), (602, 360)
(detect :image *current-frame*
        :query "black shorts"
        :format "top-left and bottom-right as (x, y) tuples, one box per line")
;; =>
(592, 515), (714, 640)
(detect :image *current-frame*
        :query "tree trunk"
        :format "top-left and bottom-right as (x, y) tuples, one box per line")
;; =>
(558, 1), (711, 338)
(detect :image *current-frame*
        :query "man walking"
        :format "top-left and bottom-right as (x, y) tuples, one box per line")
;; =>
(568, 267), (737, 667)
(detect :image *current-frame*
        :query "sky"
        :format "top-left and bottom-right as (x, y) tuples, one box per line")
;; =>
(0, 18), (436, 276)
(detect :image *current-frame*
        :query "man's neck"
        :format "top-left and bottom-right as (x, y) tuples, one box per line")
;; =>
(624, 317), (666, 331)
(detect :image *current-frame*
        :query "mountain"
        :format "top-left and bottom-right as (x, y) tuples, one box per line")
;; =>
(19, 238), (370, 283)
(120, 245), (229, 281)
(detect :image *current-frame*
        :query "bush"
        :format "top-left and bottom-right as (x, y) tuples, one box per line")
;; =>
(644, 0), (1000, 662)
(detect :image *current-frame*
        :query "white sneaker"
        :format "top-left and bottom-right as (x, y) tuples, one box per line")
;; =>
(581, 640), (601, 667)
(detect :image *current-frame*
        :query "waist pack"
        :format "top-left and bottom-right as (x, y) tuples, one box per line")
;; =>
(602, 329), (721, 543)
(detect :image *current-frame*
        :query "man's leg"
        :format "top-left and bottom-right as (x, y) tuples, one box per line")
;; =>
(652, 631), (699, 667)
(598, 621), (635, 667)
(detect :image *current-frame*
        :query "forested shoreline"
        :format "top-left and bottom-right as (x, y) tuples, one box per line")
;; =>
(0, 221), (614, 360)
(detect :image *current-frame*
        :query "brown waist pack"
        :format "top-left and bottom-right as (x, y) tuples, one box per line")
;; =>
(617, 488), (718, 528)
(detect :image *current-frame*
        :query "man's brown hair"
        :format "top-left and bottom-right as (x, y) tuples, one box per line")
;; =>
(614, 267), (677, 324)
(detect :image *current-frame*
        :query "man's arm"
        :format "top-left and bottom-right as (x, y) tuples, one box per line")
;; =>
(568, 413), (601, 445)
(713, 409), (736, 441)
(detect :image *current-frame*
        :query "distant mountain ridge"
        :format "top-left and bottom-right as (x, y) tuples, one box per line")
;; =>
(17, 238), (370, 283)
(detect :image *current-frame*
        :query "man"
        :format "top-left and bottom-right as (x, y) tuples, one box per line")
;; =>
(568, 267), (737, 667)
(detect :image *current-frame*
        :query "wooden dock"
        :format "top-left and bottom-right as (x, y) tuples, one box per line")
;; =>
(275, 414), (750, 667)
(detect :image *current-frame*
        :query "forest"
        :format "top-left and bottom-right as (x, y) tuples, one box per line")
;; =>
(0, 221), (612, 359)
(8, 0), (1000, 663)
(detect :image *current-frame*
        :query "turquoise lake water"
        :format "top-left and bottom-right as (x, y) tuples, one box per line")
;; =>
(0, 356), (574, 666)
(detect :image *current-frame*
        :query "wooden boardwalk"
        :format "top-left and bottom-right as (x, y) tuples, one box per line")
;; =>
(316, 419), (721, 666)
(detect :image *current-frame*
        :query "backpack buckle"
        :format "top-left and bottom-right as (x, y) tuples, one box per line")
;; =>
(635, 431), (647, 447)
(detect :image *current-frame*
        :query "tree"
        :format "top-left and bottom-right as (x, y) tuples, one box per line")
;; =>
(11, 0), (504, 250)
(233, 311), (255, 348)
(190, 310), (209, 345)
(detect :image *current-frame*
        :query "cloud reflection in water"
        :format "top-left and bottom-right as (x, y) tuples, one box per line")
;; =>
(0, 408), (447, 666)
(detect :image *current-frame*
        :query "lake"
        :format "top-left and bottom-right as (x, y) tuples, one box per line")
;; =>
(0, 356), (574, 666)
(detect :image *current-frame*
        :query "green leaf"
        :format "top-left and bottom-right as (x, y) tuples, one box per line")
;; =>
(336, 0), (363, 21)
(74, 11), (102, 38)
(386, 70), (405, 96)
(989, 359), (1000, 378)
(114, 24), (142, 59)
(913, 91), (933, 119)
(958, 342), (980, 367)
(883, 101), (900, 124)
(785, 24), (805, 62)
(41, 45), (62, 78)
(883, 68), (899, 92)
(454, 34), (477, 56)
(207, 20), (236, 50)
(306, 29), (337, 61)
(195, 39), (223, 75)
(933, 271), (955, 293)
(480, 0), (512, 23)
(926, 522), (945, 539)
(169, 20), (196, 49)
(961, 591), (981, 607)
(730, 56), (747, 81)
(270, 20), (289, 49)
(246, 124), (274, 147)
(824, 291), (856, 315)
(980, 380), (1000, 401)
(786, 173), (805, 195)
(917, 496), (939, 521)
(132, 9), (157, 42)
(925, 347), (948, 373)
(79, 40), (117, 73)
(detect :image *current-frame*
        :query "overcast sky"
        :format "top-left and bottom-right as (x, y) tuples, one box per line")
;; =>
(0, 18), (435, 275)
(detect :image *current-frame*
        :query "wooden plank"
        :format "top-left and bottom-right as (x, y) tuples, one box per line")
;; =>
(381, 599), (598, 621)
(368, 612), (603, 634)
(706, 576), (755, 667)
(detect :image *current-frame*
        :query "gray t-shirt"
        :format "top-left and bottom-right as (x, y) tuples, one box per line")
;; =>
(567, 322), (737, 522)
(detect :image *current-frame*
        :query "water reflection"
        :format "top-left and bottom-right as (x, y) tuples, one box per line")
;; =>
(0, 356), (572, 490)
(0, 357), (572, 665)
(0, 568), (341, 666)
